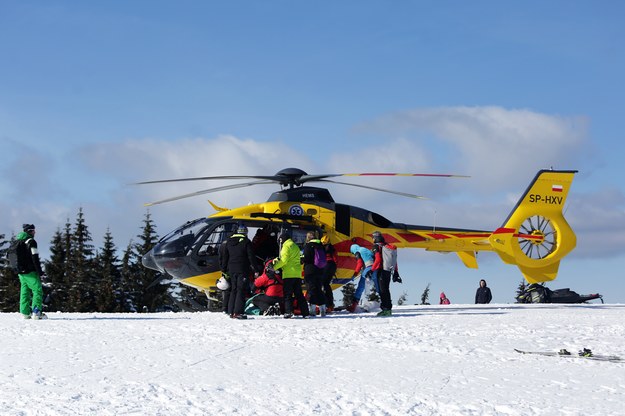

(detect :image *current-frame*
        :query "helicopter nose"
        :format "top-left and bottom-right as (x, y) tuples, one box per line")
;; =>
(142, 250), (160, 272)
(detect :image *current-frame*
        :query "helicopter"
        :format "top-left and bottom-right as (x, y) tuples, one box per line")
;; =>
(138, 167), (577, 310)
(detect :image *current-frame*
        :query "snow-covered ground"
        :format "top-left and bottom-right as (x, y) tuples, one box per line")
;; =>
(1, 304), (624, 416)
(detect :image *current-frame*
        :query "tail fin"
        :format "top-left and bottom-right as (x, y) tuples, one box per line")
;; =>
(489, 169), (577, 283)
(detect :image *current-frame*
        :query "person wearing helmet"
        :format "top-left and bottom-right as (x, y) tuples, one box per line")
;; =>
(371, 231), (400, 317)
(272, 229), (309, 318)
(347, 243), (379, 313)
(15, 224), (47, 319)
(222, 224), (261, 319)
(252, 260), (284, 315)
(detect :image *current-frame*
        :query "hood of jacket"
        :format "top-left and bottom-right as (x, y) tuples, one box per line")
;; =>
(16, 231), (31, 241)
(351, 244), (374, 263)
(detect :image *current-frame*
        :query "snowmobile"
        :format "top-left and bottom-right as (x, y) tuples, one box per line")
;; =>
(516, 283), (603, 304)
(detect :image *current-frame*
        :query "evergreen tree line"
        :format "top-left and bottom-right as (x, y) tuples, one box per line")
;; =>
(0, 208), (186, 313)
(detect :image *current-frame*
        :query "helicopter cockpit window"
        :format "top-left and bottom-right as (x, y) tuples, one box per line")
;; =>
(289, 227), (323, 251)
(197, 223), (239, 257)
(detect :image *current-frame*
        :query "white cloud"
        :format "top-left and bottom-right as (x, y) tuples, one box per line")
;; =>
(356, 106), (592, 192)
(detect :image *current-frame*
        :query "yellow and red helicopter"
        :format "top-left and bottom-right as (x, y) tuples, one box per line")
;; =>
(138, 168), (577, 307)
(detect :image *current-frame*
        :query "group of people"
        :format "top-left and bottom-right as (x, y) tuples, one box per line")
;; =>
(218, 226), (403, 319)
(347, 231), (402, 316)
(218, 226), (339, 319)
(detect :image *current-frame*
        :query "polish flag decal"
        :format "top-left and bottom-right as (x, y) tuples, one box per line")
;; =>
(552, 184), (563, 192)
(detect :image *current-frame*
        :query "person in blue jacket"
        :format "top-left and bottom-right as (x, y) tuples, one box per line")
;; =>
(347, 243), (380, 312)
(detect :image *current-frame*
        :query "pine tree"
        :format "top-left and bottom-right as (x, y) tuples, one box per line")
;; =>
(515, 279), (528, 303)
(44, 227), (69, 311)
(118, 210), (174, 313)
(0, 233), (20, 312)
(367, 286), (380, 302)
(134, 210), (168, 312)
(93, 229), (122, 312)
(397, 291), (408, 306)
(341, 282), (356, 308)
(119, 240), (141, 312)
(66, 208), (96, 312)
(420, 283), (431, 305)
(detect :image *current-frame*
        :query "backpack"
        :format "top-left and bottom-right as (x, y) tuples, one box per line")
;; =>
(380, 243), (397, 272)
(6, 239), (25, 272)
(313, 246), (327, 269)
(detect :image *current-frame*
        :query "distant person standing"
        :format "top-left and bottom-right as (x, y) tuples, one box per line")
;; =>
(475, 279), (493, 304)
(439, 292), (451, 305)
(16, 224), (47, 319)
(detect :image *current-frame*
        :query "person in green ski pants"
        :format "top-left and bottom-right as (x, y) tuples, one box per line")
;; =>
(16, 224), (46, 319)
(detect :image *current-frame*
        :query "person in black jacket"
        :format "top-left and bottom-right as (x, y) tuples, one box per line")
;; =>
(302, 231), (327, 316)
(475, 279), (493, 304)
(222, 225), (261, 319)
(320, 234), (337, 312)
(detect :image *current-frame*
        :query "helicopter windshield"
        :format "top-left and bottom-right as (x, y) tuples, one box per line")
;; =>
(159, 218), (211, 244)
(155, 218), (216, 258)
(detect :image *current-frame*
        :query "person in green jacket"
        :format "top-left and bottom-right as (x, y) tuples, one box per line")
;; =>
(273, 230), (309, 319)
(16, 224), (47, 319)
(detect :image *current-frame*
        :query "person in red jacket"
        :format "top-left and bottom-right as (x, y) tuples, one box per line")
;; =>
(252, 261), (284, 315)
(371, 231), (400, 317)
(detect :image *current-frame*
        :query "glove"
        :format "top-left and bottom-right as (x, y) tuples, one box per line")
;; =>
(392, 271), (402, 283)
(221, 272), (230, 280)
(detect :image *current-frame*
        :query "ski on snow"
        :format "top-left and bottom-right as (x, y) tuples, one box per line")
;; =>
(514, 348), (623, 362)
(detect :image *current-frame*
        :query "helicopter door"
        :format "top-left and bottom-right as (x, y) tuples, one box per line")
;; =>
(195, 222), (238, 267)
(335, 204), (351, 236)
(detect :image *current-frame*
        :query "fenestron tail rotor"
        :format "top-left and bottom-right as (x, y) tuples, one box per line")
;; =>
(517, 215), (557, 260)
(134, 167), (469, 206)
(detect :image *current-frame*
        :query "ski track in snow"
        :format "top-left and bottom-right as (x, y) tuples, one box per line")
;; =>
(1, 304), (624, 415)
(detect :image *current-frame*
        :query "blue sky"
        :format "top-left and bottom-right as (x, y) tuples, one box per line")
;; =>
(1, 1), (624, 304)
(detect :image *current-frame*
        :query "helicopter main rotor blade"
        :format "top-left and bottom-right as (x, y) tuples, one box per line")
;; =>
(317, 179), (427, 199)
(134, 175), (279, 185)
(340, 173), (470, 178)
(299, 173), (469, 183)
(144, 180), (275, 206)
